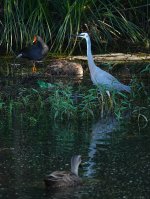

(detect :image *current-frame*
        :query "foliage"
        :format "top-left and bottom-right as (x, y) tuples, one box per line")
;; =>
(0, 79), (149, 130)
(48, 83), (77, 120)
(0, 0), (149, 53)
(113, 77), (149, 128)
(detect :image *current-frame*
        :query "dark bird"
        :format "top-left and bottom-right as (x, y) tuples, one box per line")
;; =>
(44, 155), (82, 188)
(16, 35), (49, 72)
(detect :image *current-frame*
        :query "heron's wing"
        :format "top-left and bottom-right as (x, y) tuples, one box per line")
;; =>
(93, 67), (129, 91)
(94, 67), (131, 92)
(94, 68), (119, 84)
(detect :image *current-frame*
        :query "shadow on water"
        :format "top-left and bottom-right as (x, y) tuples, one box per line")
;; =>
(0, 57), (150, 199)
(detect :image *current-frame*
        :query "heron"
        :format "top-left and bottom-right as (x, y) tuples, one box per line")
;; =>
(74, 33), (131, 93)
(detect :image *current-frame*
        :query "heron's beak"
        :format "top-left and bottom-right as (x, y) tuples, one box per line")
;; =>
(71, 34), (81, 38)
(71, 34), (77, 37)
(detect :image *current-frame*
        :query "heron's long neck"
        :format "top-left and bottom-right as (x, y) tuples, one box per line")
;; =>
(86, 37), (97, 73)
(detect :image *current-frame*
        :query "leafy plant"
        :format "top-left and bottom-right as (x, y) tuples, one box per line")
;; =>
(0, 78), (149, 129)
(49, 84), (77, 120)
(79, 88), (99, 120)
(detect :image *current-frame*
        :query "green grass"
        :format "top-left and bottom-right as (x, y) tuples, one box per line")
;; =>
(2, 0), (51, 52)
(0, 0), (149, 53)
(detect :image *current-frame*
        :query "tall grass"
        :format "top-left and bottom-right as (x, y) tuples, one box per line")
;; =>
(0, 0), (149, 53)
(49, 0), (148, 53)
(2, 0), (51, 52)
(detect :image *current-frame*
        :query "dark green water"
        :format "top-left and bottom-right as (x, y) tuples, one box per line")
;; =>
(0, 58), (150, 199)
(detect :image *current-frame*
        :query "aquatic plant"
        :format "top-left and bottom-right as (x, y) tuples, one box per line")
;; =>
(114, 77), (149, 127)
(48, 83), (77, 120)
(79, 88), (99, 120)
(141, 63), (150, 73)
(0, 78), (149, 130)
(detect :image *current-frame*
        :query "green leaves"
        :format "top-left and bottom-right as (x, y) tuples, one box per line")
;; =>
(49, 84), (76, 120)
(0, 78), (149, 126)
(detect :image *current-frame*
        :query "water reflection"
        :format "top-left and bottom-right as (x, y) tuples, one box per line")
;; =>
(0, 114), (149, 199)
(0, 57), (83, 89)
(85, 117), (119, 177)
(0, 57), (150, 199)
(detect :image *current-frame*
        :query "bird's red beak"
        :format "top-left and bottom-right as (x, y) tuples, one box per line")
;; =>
(33, 36), (37, 43)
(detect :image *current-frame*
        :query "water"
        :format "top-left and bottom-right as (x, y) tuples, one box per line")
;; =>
(0, 57), (150, 199)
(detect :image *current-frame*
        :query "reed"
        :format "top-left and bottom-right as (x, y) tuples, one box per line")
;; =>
(2, 0), (51, 52)
(1, 0), (149, 53)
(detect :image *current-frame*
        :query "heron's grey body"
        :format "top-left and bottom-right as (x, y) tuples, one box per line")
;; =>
(77, 33), (131, 93)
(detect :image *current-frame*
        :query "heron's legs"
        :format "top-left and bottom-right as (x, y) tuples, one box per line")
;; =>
(106, 90), (110, 98)
(106, 90), (113, 109)
(98, 89), (114, 117)
(98, 91), (104, 118)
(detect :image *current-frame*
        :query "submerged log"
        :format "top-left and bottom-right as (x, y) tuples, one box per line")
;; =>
(69, 53), (150, 63)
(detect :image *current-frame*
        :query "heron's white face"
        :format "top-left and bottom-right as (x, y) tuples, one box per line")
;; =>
(77, 32), (89, 39)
